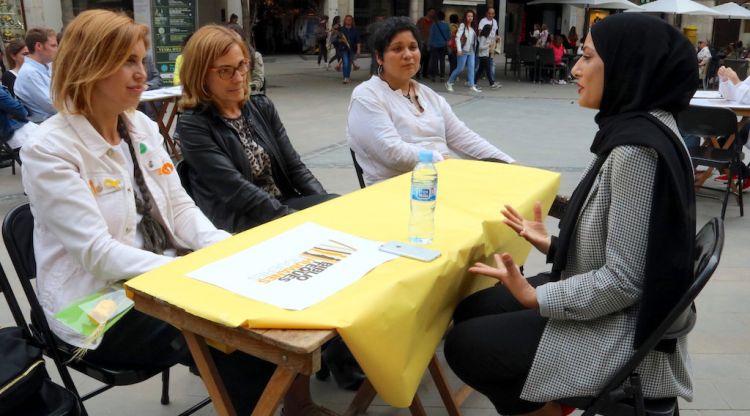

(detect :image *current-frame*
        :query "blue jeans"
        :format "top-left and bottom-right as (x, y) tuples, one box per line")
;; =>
(342, 50), (353, 79)
(448, 53), (475, 86)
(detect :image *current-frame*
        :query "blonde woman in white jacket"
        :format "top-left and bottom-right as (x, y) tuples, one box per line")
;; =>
(446, 10), (481, 93)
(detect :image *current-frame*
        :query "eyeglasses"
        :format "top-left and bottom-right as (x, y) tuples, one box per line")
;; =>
(210, 60), (250, 80)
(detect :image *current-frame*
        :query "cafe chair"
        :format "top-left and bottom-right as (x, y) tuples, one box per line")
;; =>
(349, 149), (367, 189)
(504, 42), (519, 77)
(677, 106), (744, 219)
(559, 217), (724, 416)
(723, 58), (748, 81)
(0, 141), (21, 175)
(0, 268), (81, 416)
(703, 56), (720, 90)
(176, 160), (194, 198)
(518, 46), (539, 82)
(1, 203), (210, 416)
(537, 48), (565, 84)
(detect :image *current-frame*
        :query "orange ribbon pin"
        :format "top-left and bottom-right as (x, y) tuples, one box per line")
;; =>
(159, 162), (174, 175)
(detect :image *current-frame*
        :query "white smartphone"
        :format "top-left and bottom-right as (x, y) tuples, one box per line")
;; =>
(379, 241), (441, 262)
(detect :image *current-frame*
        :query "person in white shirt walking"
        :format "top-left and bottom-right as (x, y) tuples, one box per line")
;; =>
(697, 40), (712, 82)
(477, 8), (500, 86)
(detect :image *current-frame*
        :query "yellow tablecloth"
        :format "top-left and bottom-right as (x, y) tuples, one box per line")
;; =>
(125, 159), (560, 407)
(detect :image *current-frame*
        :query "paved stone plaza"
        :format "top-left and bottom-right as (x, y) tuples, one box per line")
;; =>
(0, 55), (747, 415)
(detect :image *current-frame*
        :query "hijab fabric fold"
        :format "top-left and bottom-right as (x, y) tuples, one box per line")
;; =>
(551, 14), (698, 352)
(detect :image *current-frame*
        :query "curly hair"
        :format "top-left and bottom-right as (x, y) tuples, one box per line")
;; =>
(369, 16), (421, 62)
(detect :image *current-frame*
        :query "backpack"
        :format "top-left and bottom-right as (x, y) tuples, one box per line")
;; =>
(0, 327), (47, 414)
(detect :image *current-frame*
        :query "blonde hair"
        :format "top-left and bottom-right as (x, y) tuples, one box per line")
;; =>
(179, 25), (251, 110)
(51, 9), (149, 117)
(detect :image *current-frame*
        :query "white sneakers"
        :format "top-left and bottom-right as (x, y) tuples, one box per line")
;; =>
(490, 83), (502, 89)
(445, 82), (485, 93)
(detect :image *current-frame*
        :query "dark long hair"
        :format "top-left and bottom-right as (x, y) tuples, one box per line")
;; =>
(462, 10), (476, 31)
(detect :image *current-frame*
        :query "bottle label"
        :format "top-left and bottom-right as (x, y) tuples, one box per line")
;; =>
(411, 186), (436, 202)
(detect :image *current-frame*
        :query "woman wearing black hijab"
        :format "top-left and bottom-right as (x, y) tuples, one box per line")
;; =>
(444, 14), (697, 416)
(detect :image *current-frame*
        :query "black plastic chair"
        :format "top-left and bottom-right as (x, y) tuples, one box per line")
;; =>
(560, 217), (724, 416)
(1, 203), (210, 416)
(349, 149), (367, 189)
(723, 58), (748, 81)
(0, 263), (81, 416)
(504, 42), (519, 77)
(176, 160), (193, 197)
(518, 46), (538, 82)
(0, 141), (20, 175)
(677, 106), (744, 219)
(703, 56), (721, 90)
(537, 47), (565, 84)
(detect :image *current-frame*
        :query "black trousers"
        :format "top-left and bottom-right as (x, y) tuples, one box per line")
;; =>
(283, 193), (338, 211)
(444, 274), (550, 415)
(317, 38), (328, 65)
(66, 309), (276, 415)
(429, 46), (447, 79)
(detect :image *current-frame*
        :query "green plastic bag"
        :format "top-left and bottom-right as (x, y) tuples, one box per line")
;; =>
(54, 283), (133, 342)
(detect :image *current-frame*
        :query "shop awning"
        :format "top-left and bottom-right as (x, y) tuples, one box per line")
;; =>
(442, 0), (486, 5)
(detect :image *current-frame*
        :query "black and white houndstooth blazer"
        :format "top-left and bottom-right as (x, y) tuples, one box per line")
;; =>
(521, 110), (693, 403)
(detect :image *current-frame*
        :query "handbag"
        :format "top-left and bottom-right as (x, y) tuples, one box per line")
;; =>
(493, 38), (503, 56)
(0, 327), (47, 414)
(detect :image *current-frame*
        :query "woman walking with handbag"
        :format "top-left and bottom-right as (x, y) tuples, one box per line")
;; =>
(446, 10), (481, 93)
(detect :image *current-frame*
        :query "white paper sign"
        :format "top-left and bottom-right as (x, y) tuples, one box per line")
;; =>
(186, 223), (397, 310)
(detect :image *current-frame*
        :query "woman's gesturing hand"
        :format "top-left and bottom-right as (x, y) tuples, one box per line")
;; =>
(469, 253), (538, 309)
(502, 201), (551, 255)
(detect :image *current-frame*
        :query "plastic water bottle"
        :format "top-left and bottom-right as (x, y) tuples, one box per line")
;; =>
(409, 150), (438, 244)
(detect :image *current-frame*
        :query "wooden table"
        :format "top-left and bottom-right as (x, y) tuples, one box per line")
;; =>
(140, 86), (182, 160)
(126, 160), (561, 415)
(129, 287), (336, 416)
(129, 287), (471, 416)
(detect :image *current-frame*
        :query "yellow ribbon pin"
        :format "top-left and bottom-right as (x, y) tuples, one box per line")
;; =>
(103, 178), (122, 189)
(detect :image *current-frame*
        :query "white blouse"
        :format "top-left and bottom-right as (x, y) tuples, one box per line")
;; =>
(346, 76), (514, 186)
(21, 110), (229, 348)
(719, 76), (750, 104)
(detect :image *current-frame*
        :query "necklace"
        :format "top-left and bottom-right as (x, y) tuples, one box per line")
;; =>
(402, 83), (418, 105)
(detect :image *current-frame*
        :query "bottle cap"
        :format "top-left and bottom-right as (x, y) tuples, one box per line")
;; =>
(418, 150), (433, 163)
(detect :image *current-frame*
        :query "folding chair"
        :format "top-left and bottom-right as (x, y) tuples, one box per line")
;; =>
(537, 48), (565, 84)
(677, 105), (744, 219)
(560, 217), (724, 416)
(518, 46), (539, 82)
(1, 203), (210, 416)
(0, 141), (21, 175)
(176, 160), (193, 197)
(504, 42), (519, 77)
(723, 58), (748, 81)
(0, 259), (80, 416)
(349, 149), (367, 189)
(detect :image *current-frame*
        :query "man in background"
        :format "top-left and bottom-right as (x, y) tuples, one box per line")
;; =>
(15, 27), (58, 123)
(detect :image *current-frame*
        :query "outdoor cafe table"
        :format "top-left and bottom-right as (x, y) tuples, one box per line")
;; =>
(140, 85), (183, 160)
(125, 160), (560, 415)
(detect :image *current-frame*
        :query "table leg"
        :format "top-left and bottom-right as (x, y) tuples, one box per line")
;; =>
(343, 378), (377, 416)
(183, 330), (237, 416)
(251, 366), (297, 416)
(408, 394), (427, 416)
(428, 354), (467, 416)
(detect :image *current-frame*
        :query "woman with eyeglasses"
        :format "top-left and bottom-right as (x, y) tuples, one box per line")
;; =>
(177, 25), (335, 234)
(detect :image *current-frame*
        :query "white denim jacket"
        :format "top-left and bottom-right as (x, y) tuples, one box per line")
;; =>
(21, 110), (229, 348)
